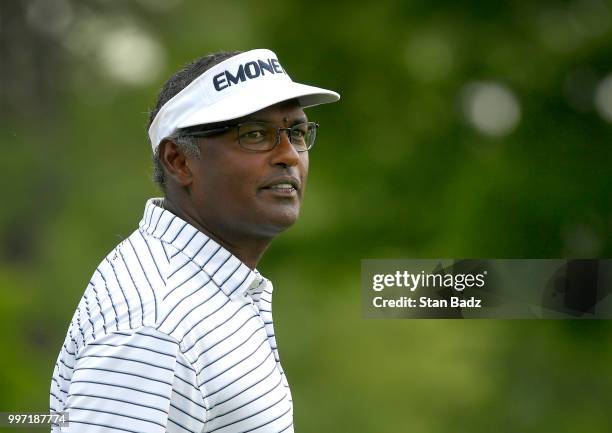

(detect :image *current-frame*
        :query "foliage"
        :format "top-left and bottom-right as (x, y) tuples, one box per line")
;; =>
(1, 0), (611, 431)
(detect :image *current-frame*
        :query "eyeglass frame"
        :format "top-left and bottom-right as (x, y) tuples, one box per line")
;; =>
(177, 121), (319, 152)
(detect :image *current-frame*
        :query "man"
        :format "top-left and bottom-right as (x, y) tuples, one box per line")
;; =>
(50, 48), (339, 433)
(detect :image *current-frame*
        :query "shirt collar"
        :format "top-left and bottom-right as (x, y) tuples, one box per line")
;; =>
(139, 198), (270, 298)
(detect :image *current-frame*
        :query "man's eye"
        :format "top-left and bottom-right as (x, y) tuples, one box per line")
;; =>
(241, 130), (266, 140)
(291, 128), (306, 139)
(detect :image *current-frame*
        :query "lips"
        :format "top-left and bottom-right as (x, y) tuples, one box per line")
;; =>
(268, 183), (295, 191)
(260, 176), (300, 192)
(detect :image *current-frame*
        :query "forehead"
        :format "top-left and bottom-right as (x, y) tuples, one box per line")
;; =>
(181, 99), (307, 133)
(241, 99), (306, 123)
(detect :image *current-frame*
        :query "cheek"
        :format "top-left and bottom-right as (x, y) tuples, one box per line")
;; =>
(188, 156), (230, 201)
(302, 152), (309, 169)
(191, 154), (258, 201)
(300, 154), (309, 185)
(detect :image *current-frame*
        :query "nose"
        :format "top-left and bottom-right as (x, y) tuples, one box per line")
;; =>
(269, 128), (300, 167)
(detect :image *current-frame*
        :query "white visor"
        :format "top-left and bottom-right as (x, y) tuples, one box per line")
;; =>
(148, 48), (340, 151)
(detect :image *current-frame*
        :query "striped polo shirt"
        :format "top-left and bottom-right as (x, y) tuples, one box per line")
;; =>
(50, 198), (294, 433)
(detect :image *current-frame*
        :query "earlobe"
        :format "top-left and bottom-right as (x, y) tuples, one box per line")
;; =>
(159, 139), (193, 187)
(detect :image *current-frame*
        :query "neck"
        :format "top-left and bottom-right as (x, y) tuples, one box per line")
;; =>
(160, 197), (272, 270)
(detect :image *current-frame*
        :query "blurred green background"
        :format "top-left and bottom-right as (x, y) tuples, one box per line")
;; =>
(2, 0), (612, 432)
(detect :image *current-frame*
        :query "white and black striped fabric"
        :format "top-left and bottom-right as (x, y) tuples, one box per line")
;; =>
(50, 198), (294, 433)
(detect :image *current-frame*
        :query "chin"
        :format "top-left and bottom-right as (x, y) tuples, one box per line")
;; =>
(259, 207), (301, 235)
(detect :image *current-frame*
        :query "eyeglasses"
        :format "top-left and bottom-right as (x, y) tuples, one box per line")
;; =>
(180, 121), (319, 152)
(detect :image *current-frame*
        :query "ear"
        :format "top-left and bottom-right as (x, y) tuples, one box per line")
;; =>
(158, 138), (193, 187)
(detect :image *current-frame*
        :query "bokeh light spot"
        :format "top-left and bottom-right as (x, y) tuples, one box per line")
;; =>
(98, 26), (166, 86)
(594, 73), (612, 123)
(461, 82), (521, 137)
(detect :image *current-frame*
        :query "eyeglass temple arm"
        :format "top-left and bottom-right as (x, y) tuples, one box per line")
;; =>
(181, 125), (234, 137)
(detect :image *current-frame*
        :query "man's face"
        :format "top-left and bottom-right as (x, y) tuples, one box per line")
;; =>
(186, 100), (309, 240)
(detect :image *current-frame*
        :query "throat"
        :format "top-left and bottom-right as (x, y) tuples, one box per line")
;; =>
(160, 198), (272, 270)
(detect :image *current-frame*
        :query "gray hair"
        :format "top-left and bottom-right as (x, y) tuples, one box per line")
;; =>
(152, 132), (200, 190)
(147, 51), (242, 190)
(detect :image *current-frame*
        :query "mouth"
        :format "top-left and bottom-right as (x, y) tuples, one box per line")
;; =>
(260, 176), (300, 197)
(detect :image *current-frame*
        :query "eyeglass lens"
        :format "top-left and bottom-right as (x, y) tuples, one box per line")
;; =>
(237, 122), (317, 151)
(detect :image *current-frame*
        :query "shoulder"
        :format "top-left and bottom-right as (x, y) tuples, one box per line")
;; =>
(71, 228), (173, 350)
